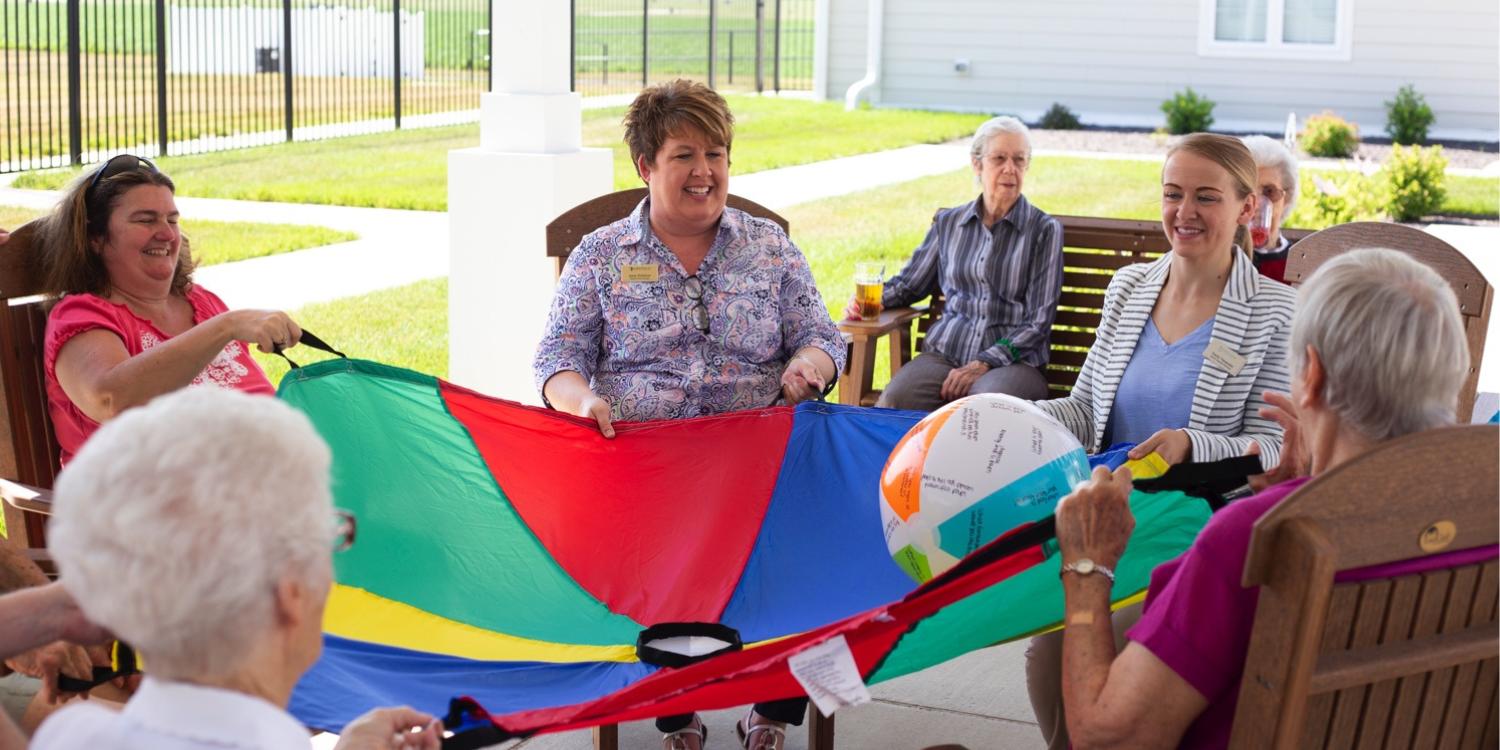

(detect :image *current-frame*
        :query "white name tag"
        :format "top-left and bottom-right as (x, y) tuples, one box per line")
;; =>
(1203, 339), (1247, 376)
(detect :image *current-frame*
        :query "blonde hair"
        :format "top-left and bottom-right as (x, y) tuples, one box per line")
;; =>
(1165, 133), (1258, 256)
(623, 79), (735, 180)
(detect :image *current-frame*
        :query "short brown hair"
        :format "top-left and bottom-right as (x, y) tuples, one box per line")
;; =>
(1165, 133), (1258, 255)
(623, 79), (735, 180)
(37, 164), (196, 305)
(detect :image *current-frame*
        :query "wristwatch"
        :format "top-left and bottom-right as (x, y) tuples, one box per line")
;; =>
(1060, 558), (1115, 583)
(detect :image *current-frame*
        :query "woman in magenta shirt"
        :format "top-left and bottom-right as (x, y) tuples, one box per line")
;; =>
(35, 155), (302, 462)
(1052, 248), (1483, 749)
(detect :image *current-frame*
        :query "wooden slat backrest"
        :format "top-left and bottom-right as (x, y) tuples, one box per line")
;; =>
(913, 214), (1313, 397)
(1231, 425), (1500, 749)
(0, 221), (59, 550)
(1284, 222), (1492, 423)
(545, 187), (791, 280)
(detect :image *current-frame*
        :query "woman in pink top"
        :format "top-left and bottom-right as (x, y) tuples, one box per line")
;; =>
(36, 155), (303, 462)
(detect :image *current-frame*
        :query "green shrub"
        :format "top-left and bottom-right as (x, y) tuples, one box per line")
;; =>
(1385, 84), (1435, 145)
(1299, 111), (1360, 158)
(1284, 169), (1387, 230)
(1382, 145), (1448, 221)
(1160, 88), (1215, 135)
(1038, 102), (1082, 130)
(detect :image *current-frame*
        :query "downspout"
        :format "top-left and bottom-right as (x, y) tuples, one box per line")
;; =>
(843, 0), (883, 111)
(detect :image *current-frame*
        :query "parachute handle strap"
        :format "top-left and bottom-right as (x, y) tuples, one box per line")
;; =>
(55, 641), (141, 694)
(441, 696), (523, 750)
(1132, 454), (1264, 511)
(635, 622), (745, 668)
(272, 329), (348, 370)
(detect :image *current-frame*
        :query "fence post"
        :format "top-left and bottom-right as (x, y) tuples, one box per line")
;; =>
(488, 0), (493, 91)
(66, 0), (81, 166)
(755, 0), (764, 93)
(707, 0), (716, 89)
(727, 31), (733, 84)
(569, 0), (576, 92)
(772, 0), (781, 92)
(393, 0), (402, 129)
(642, 0), (649, 88)
(603, 43), (609, 86)
(283, 0), (293, 143)
(156, 0), (169, 156)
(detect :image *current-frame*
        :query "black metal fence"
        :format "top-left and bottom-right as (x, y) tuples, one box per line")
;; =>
(573, 0), (815, 98)
(1, 0), (491, 173)
(1, 0), (817, 174)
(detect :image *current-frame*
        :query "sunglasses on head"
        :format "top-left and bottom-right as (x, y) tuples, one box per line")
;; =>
(86, 154), (158, 200)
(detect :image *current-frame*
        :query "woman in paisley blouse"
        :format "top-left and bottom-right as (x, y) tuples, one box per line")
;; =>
(36, 155), (302, 464)
(534, 79), (845, 438)
(533, 79), (844, 750)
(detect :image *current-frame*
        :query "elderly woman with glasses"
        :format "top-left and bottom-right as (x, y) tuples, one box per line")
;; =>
(533, 79), (844, 439)
(34, 155), (303, 464)
(847, 116), (1064, 410)
(532, 79), (843, 750)
(1241, 135), (1301, 283)
(31, 388), (442, 750)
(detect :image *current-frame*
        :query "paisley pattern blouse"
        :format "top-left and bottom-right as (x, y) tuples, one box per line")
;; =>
(534, 198), (845, 422)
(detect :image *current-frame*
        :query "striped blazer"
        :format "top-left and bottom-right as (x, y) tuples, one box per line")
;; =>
(1032, 250), (1297, 469)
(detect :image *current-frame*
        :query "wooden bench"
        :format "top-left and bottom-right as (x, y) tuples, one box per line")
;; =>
(836, 216), (1314, 407)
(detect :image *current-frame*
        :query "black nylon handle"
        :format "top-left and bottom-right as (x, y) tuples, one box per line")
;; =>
(273, 329), (347, 369)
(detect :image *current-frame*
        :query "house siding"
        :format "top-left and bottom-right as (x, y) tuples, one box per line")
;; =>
(822, 0), (1499, 141)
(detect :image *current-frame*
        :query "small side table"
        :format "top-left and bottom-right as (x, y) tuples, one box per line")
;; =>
(836, 306), (927, 406)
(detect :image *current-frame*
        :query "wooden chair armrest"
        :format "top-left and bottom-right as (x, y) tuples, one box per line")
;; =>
(23, 549), (56, 579)
(0, 479), (52, 515)
(836, 306), (927, 339)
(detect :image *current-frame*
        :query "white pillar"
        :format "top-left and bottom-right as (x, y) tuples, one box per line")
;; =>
(448, 0), (614, 401)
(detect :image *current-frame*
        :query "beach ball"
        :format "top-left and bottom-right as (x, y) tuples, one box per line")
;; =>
(880, 393), (1090, 583)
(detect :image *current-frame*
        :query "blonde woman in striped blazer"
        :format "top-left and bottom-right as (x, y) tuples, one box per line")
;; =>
(1024, 133), (1296, 750)
(1032, 134), (1296, 472)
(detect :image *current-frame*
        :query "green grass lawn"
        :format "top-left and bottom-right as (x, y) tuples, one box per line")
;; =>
(251, 277), (448, 386)
(14, 96), (988, 210)
(0, 205), (356, 266)
(1445, 175), (1500, 218)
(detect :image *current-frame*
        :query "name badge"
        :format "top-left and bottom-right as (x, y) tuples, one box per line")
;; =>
(622, 264), (659, 283)
(1203, 339), (1247, 376)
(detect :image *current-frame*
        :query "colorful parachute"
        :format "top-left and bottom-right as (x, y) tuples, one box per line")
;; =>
(279, 360), (1211, 738)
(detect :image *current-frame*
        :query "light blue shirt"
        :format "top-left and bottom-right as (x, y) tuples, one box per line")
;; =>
(1104, 315), (1217, 447)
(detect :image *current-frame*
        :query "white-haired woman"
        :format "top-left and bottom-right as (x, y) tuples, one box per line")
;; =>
(846, 116), (1064, 410)
(1241, 135), (1300, 283)
(1052, 249), (1474, 749)
(32, 388), (442, 750)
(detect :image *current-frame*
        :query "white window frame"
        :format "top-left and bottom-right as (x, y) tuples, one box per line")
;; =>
(1197, 0), (1354, 62)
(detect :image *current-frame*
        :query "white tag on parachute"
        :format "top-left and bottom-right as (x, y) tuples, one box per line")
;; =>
(787, 634), (873, 717)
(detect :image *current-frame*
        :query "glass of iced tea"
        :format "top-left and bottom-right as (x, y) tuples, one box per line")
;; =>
(854, 262), (885, 321)
(1249, 194), (1273, 250)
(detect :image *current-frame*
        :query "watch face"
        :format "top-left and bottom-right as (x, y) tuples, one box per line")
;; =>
(1076, 559), (1095, 575)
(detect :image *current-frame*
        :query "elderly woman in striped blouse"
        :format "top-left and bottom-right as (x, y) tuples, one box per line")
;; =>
(1023, 132), (1296, 750)
(846, 116), (1064, 410)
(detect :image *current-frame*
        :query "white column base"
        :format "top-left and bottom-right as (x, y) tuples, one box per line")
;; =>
(447, 146), (614, 402)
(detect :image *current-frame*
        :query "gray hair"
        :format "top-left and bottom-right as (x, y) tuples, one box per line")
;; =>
(1241, 134), (1299, 221)
(969, 116), (1033, 162)
(50, 388), (334, 682)
(1291, 248), (1468, 442)
(970, 116), (1032, 189)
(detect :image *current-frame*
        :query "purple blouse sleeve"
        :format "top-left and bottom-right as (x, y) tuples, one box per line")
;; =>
(533, 242), (606, 399)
